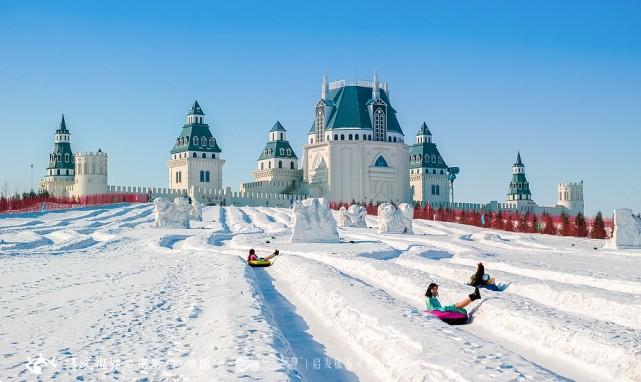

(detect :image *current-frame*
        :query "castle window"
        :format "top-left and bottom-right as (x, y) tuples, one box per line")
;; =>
(341, 134), (345, 140)
(374, 156), (389, 167)
(83, 162), (88, 174)
(518, 183), (522, 189)
(202, 153), (206, 158)
(418, 155), (422, 163)
(280, 148), (284, 156)
(57, 169), (60, 175)
(388, 136), (392, 142)
(200, 171), (205, 182)
(202, 136), (207, 145)
(192, 152), (196, 158)
(66, 169), (69, 175)
(433, 169), (436, 174)
(209, 137), (215, 146)
(287, 148), (292, 156)
(268, 162), (272, 169)
(440, 170), (444, 174)
(205, 171), (210, 182)
(369, 135), (372, 140)
(334, 134), (338, 140)
(315, 107), (325, 143)
(279, 160), (283, 169)
(432, 154), (437, 163)
(57, 154), (61, 162)
(261, 162), (264, 170)
(176, 138), (180, 145)
(438, 156), (443, 164)
(280, 133), (283, 140)
(393, 137), (397, 142)
(349, 134), (353, 140)
(374, 108), (386, 141)
(355, 134), (359, 140)
(212, 153), (216, 159)
(290, 161), (295, 169)
(310, 138), (314, 144)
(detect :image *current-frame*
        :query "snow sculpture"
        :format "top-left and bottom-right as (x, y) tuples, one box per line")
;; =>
(153, 197), (192, 228)
(607, 209), (641, 249)
(378, 203), (413, 234)
(338, 204), (367, 227)
(290, 198), (339, 243)
(189, 201), (203, 221)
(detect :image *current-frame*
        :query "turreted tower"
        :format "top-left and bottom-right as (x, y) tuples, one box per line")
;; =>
(167, 101), (225, 193)
(39, 114), (75, 196)
(409, 122), (449, 204)
(557, 181), (584, 215)
(506, 151), (536, 211)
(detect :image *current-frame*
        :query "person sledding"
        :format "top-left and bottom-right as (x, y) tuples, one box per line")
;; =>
(468, 262), (504, 291)
(425, 283), (481, 313)
(247, 248), (279, 267)
(424, 283), (480, 325)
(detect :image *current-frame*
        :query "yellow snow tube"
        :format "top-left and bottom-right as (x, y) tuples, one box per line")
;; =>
(248, 259), (272, 267)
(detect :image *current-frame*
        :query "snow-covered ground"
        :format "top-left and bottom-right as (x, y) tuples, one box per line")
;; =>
(1, 203), (640, 381)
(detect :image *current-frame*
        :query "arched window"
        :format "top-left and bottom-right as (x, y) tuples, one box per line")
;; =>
(64, 153), (69, 162)
(202, 153), (206, 158)
(393, 137), (397, 142)
(83, 162), (87, 174)
(418, 154), (422, 163)
(387, 136), (392, 142)
(334, 134), (338, 140)
(290, 161), (295, 169)
(369, 134), (372, 140)
(315, 108), (325, 143)
(66, 169), (69, 175)
(278, 160), (283, 168)
(209, 137), (215, 146)
(287, 148), (292, 156)
(268, 161), (272, 169)
(200, 171), (205, 182)
(438, 156), (442, 164)
(261, 162), (264, 170)
(193, 136), (199, 145)
(310, 138), (314, 144)
(433, 169), (436, 174)
(355, 134), (359, 140)
(205, 171), (210, 182)
(374, 156), (388, 167)
(57, 154), (61, 162)
(432, 154), (437, 163)
(374, 108), (386, 141)
(280, 133), (283, 140)
(349, 134), (353, 140)
(193, 152), (197, 158)
(280, 148), (284, 156)
(201, 136), (207, 145)
(212, 154), (216, 159)
(341, 134), (345, 140)
(176, 138), (180, 145)
(440, 169), (444, 174)
(56, 169), (60, 175)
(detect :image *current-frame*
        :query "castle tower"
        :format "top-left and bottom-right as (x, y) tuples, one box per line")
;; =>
(409, 122), (449, 204)
(69, 150), (108, 197)
(506, 151), (536, 211)
(167, 101), (225, 194)
(557, 181), (584, 215)
(241, 121), (303, 194)
(302, 74), (410, 204)
(39, 114), (75, 197)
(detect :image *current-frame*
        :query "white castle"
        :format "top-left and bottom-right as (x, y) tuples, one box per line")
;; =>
(39, 74), (584, 216)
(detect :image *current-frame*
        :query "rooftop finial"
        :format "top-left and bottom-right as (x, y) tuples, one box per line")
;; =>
(372, 72), (379, 99)
(321, 72), (328, 100)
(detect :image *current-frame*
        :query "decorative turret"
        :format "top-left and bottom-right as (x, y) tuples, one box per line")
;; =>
(506, 151), (534, 208)
(167, 101), (225, 194)
(47, 114), (75, 177)
(409, 122), (449, 204)
(269, 121), (287, 142)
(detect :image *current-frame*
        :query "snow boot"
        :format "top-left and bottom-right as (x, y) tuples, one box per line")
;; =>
(469, 287), (481, 301)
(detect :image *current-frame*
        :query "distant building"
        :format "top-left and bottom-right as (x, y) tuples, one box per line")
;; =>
(409, 122), (449, 204)
(167, 101), (224, 191)
(505, 151), (536, 211)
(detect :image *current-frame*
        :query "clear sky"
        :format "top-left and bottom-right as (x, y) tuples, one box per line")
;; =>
(1, 1), (639, 215)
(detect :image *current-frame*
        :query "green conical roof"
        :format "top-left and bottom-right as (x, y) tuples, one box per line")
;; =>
(56, 114), (69, 134)
(416, 122), (432, 136)
(270, 121), (286, 132)
(514, 151), (524, 167)
(188, 100), (205, 116)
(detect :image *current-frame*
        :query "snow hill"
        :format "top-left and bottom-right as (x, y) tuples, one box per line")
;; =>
(0, 204), (640, 381)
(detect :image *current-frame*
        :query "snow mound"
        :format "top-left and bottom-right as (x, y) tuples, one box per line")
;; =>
(607, 208), (641, 249)
(377, 203), (413, 234)
(338, 204), (367, 227)
(290, 198), (339, 243)
(153, 197), (192, 228)
(190, 201), (203, 222)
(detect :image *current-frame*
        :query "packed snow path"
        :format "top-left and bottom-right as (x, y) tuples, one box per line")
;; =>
(0, 204), (639, 381)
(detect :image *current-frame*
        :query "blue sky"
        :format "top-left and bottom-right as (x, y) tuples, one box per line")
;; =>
(1, 1), (639, 215)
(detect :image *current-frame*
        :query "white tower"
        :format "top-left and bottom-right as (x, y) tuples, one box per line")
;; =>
(70, 150), (108, 197)
(168, 101), (225, 193)
(557, 181), (584, 215)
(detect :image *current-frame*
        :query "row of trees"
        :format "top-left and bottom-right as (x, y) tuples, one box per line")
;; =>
(330, 201), (611, 239)
(0, 191), (149, 214)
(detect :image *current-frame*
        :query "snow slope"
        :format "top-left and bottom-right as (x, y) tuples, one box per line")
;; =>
(1, 203), (640, 381)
